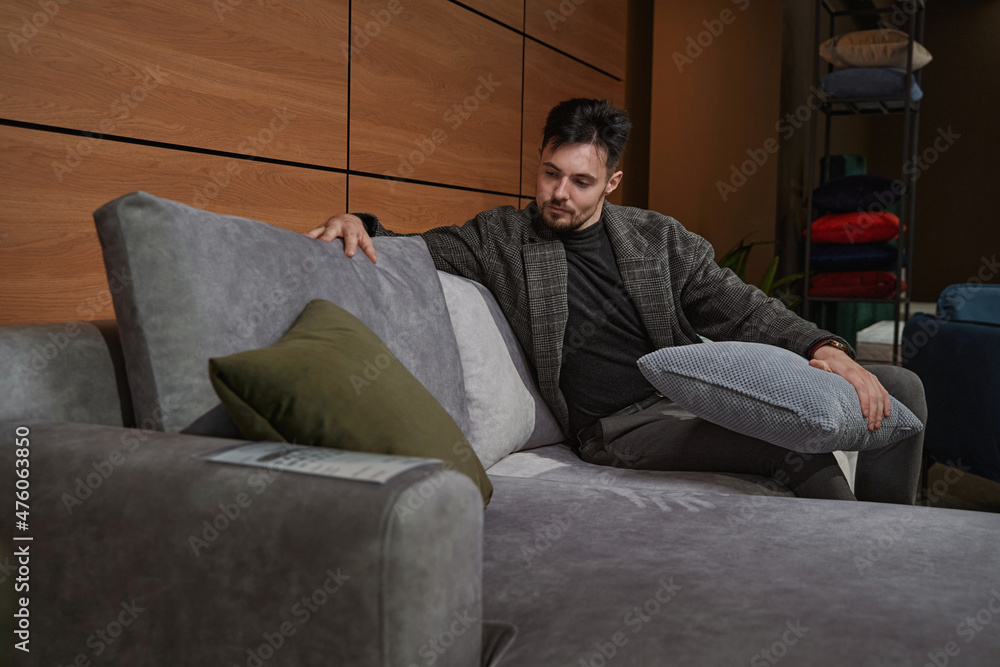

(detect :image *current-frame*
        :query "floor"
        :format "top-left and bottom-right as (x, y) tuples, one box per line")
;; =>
(920, 462), (1000, 514)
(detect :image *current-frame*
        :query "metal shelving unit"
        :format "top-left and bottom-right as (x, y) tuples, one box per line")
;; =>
(803, 0), (926, 364)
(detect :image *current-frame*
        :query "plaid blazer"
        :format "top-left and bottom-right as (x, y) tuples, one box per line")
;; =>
(360, 202), (851, 437)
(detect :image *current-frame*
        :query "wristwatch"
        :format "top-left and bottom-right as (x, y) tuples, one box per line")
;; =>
(809, 338), (850, 358)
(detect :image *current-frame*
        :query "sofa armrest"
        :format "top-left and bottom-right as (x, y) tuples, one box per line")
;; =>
(0, 421), (483, 666)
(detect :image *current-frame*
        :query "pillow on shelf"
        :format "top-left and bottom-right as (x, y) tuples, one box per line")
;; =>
(820, 29), (933, 70)
(821, 68), (923, 101)
(637, 342), (923, 454)
(813, 175), (902, 212)
(208, 298), (493, 505)
(809, 211), (900, 244)
(810, 243), (905, 272)
(810, 271), (904, 299)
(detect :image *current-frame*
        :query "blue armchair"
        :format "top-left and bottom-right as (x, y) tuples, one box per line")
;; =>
(902, 283), (1000, 485)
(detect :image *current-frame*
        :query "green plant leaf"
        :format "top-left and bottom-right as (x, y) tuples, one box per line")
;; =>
(761, 256), (780, 295)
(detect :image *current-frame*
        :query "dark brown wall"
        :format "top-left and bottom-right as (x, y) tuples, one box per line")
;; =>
(648, 0), (784, 286)
(906, 0), (1000, 300)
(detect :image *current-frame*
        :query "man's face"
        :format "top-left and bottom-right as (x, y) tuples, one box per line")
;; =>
(535, 141), (622, 233)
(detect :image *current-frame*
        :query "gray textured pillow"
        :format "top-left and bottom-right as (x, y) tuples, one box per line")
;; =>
(637, 342), (923, 454)
(438, 272), (564, 469)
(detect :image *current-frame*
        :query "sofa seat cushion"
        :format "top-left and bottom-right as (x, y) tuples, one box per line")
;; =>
(93, 192), (470, 439)
(482, 475), (1000, 666)
(488, 444), (796, 499)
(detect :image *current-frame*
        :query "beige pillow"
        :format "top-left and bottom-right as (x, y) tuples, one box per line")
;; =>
(820, 29), (933, 70)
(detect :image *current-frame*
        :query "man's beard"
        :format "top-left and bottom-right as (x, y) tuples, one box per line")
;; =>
(538, 199), (600, 233)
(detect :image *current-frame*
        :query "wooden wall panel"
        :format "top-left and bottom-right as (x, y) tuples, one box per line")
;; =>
(350, 0), (522, 193)
(525, 0), (627, 78)
(349, 176), (519, 234)
(462, 0), (525, 29)
(0, 126), (346, 325)
(521, 40), (625, 202)
(0, 0), (349, 168)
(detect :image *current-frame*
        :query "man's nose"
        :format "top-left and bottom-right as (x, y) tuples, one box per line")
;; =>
(553, 178), (569, 199)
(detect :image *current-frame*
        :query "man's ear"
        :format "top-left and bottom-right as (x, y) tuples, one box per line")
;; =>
(604, 170), (623, 196)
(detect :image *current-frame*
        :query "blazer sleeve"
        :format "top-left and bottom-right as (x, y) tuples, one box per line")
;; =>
(675, 228), (855, 359)
(353, 211), (490, 285)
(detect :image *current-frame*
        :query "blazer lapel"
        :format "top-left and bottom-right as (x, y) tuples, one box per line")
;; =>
(604, 205), (677, 350)
(522, 217), (569, 424)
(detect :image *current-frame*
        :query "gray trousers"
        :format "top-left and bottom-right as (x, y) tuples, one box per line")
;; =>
(576, 365), (926, 504)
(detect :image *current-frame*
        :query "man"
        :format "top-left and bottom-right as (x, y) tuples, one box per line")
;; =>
(307, 98), (925, 504)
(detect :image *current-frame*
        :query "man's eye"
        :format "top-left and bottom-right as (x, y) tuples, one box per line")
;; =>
(575, 180), (589, 188)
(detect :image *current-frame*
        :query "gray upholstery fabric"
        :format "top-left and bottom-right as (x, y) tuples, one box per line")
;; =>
(638, 341), (923, 453)
(0, 321), (127, 427)
(482, 475), (1000, 666)
(0, 420), (483, 667)
(488, 443), (797, 499)
(439, 272), (565, 468)
(93, 191), (470, 438)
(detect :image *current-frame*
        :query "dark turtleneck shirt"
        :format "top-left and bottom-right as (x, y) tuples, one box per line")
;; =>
(557, 213), (659, 436)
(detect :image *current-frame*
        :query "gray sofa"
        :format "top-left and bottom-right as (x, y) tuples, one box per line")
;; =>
(3, 192), (1000, 666)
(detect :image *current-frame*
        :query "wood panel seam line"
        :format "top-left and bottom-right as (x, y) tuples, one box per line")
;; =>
(524, 34), (622, 81)
(347, 0), (353, 212)
(446, 0), (521, 34)
(519, 8), (527, 200)
(0, 118), (521, 199)
(0, 117), (353, 175)
(443, 1), (621, 81)
(352, 170), (520, 199)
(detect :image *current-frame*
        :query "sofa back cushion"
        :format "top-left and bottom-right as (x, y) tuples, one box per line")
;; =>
(937, 283), (1000, 327)
(93, 191), (470, 438)
(0, 321), (131, 427)
(438, 272), (565, 468)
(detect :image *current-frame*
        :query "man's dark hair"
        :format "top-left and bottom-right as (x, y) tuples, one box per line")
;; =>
(542, 98), (632, 176)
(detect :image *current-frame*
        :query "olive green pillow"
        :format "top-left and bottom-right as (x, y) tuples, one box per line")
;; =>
(208, 298), (492, 505)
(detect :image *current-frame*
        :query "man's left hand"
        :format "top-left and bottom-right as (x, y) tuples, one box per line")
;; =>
(810, 346), (891, 431)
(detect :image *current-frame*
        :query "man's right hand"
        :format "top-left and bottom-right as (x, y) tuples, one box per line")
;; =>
(305, 213), (377, 264)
